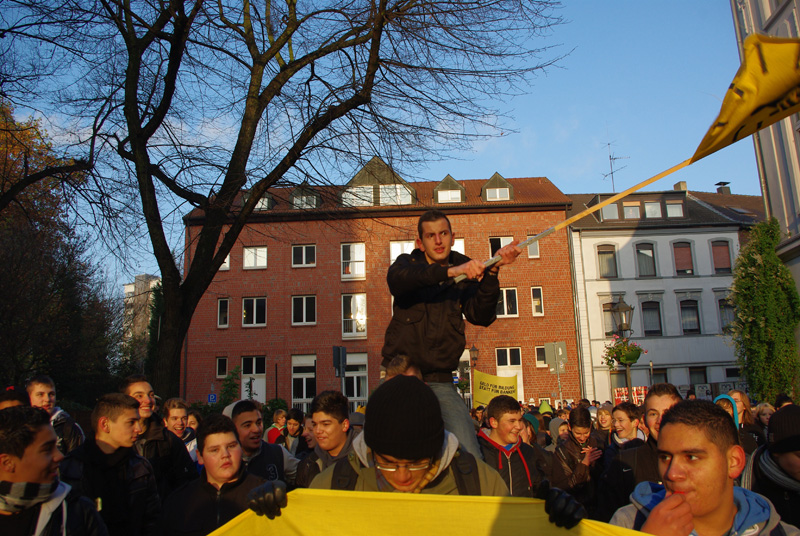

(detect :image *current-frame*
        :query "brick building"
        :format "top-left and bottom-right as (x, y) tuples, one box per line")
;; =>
(181, 157), (580, 410)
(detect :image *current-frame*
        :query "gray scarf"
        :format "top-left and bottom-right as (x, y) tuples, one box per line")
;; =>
(759, 450), (800, 492)
(0, 478), (59, 513)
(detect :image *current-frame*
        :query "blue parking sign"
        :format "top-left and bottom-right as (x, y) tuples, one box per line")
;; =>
(208, 393), (217, 404)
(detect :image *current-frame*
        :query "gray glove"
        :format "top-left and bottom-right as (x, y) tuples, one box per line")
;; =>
(247, 480), (288, 520)
(536, 479), (587, 529)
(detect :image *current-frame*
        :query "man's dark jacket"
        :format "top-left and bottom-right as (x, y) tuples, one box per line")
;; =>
(160, 468), (267, 536)
(52, 408), (85, 455)
(0, 484), (109, 536)
(382, 249), (500, 376)
(748, 445), (800, 529)
(551, 433), (604, 514)
(134, 415), (197, 502)
(596, 435), (659, 522)
(60, 438), (161, 536)
(242, 440), (285, 482)
(478, 430), (552, 497)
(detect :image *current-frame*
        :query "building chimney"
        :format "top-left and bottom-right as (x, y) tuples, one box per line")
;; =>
(673, 181), (687, 191)
(715, 181), (731, 195)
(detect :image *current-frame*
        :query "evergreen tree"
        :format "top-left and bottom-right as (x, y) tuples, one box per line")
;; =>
(730, 218), (800, 402)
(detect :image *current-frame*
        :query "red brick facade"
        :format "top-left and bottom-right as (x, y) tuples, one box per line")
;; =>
(181, 171), (581, 408)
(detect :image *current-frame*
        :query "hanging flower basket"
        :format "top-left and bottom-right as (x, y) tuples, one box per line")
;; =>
(602, 335), (647, 368)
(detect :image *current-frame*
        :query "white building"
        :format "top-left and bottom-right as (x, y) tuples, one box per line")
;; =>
(568, 183), (764, 403)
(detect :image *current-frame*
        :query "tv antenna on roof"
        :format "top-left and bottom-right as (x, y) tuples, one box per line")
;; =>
(602, 141), (629, 193)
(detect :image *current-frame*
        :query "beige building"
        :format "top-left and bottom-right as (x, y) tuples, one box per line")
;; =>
(123, 274), (161, 364)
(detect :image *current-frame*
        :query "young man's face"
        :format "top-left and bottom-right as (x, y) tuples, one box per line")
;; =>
(286, 418), (301, 437)
(312, 411), (349, 456)
(125, 381), (156, 420)
(489, 411), (524, 445)
(104, 408), (142, 449)
(3, 425), (63, 484)
(28, 383), (56, 414)
(302, 417), (317, 449)
(658, 422), (744, 522)
(645, 395), (680, 441)
(187, 413), (200, 430)
(773, 450), (800, 481)
(164, 408), (188, 437)
(233, 410), (264, 454)
(198, 432), (242, 489)
(373, 452), (431, 492)
(612, 410), (639, 440)
(416, 218), (454, 266)
(597, 412), (612, 429)
(570, 425), (592, 445)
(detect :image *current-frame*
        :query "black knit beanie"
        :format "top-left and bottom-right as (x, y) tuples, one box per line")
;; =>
(364, 375), (445, 460)
(768, 404), (800, 453)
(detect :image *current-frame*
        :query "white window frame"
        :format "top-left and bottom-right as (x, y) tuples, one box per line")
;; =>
(291, 355), (316, 414)
(342, 186), (373, 207)
(216, 356), (228, 378)
(255, 197), (271, 210)
(390, 240), (415, 264)
(437, 189), (462, 203)
(531, 287), (544, 316)
(341, 243), (366, 280)
(535, 346), (547, 368)
(679, 299), (702, 335)
(635, 242), (657, 278)
(379, 184), (412, 206)
(292, 295), (317, 326)
(217, 298), (230, 328)
(489, 236), (513, 257)
(486, 187), (510, 201)
(666, 201), (684, 218)
(496, 347), (522, 367)
(601, 204), (619, 220)
(497, 288), (519, 318)
(292, 244), (316, 268)
(597, 244), (618, 279)
(526, 236), (540, 258)
(293, 195), (316, 209)
(242, 297), (267, 327)
(243, 246), (268, 270)
(219, 254), (230, 271)
(623, 202), (641, 219)
(644, 202), (662, 218)
(241, 356), (266, 375)
(641, 300), (663, 337)
(342, 293), (367, 338)
(343, 353), (369, 411)
(453, 238), (465, 255)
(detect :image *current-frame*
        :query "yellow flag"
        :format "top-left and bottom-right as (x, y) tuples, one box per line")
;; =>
(692, 33), (800, 162)
(472, 369), (517, 409)
(210, 489), (641, 536)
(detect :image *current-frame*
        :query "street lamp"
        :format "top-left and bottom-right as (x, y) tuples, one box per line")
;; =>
(610, 297), (637, 400)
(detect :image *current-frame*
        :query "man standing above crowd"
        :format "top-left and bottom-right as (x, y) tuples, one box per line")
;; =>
(0, 405), (108, 536)
(382, 210), (521, 458)
(60, 393), (161, 536)
(26, 375), (84, 454)
(597, 383), (681, 521)
(295, 391), (356, 488)
(610, 400), (798, 535)
(477, 395), (552, 497)
(119, 375), (197, 502)
(162, 398), (197, 463)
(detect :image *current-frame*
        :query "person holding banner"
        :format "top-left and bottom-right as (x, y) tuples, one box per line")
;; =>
(382, 210), (521, 459)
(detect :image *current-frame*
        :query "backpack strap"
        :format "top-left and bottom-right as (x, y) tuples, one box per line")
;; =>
(450, 449), (481, 496)
(331, 454), (361, 491)
(633, 509), (647, 531)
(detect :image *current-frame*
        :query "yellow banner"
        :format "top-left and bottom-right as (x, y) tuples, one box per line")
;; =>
(210, 489), (641, 536)
(472, 369), (517, 409)
(692, 33), (800, 162)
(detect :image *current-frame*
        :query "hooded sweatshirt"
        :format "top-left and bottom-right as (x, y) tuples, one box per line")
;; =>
(477, 429), (551, 497)
(610, 481), (800, 535)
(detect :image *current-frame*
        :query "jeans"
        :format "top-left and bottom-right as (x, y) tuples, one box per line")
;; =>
(427, 381), (483, 461)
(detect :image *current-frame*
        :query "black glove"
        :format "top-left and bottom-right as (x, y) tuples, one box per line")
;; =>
(247, 480), (288, 520)
(535, 479), (586, 530)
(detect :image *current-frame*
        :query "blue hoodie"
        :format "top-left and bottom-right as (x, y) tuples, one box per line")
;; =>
(610, 481), (795, 535)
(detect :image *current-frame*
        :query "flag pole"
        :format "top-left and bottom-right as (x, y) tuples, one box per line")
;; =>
(454, 158), (692, 283)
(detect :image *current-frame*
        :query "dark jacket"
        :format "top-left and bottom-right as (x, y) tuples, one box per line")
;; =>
(134, 415), (198, 502)
(60, 438), (161, 536)
(477, 429), (552, 497)
(740, 422), (765, 455)
(596, 434), (660, 522)
(52, 408), (85, 455)
(242, 440), (285, 482)
(743, 445), (800, 529)
(275, 427), (312, 460)
(295, 430), (356, 488)
(381, 248), (500, 376)
(0, 481), (109, 536)
(551, 433), (604, 512)
(160, 468), (267, 536)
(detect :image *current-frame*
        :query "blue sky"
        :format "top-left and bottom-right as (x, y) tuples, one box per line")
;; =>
(419, 1), (761, 197)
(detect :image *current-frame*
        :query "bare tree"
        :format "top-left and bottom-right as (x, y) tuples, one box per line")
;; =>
(4, 0), (562, 395)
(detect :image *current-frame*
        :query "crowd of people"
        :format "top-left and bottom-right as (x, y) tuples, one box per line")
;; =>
(2, 210), (800, 535)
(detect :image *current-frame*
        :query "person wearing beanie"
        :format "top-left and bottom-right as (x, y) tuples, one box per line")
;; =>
(539, 400), (553, 416)
(477, 395), (553, 498)
(741, 404), (800, 528)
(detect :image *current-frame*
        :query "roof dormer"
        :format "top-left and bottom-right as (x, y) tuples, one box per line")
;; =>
(481, 172), (513, 202)
(340, 157), (416, 207)
(433, 174), (466, 204)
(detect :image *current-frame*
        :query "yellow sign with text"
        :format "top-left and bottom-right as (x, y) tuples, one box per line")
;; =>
(472, 369), (517, 409)
(210, 489), (642, 536)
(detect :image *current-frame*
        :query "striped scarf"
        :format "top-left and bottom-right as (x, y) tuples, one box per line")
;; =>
(0, 478), (59, 513)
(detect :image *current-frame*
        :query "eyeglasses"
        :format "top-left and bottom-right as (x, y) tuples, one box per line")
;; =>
(373, 458), (431, 472)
